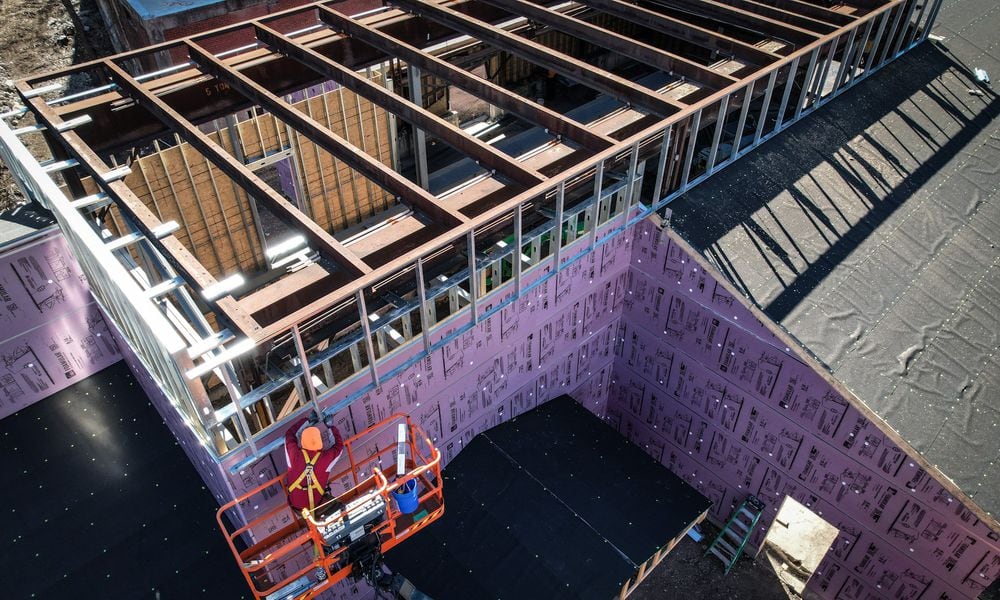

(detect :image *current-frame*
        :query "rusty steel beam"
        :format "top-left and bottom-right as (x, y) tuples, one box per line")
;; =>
(249, 23), (545, 188)
(713, 0), (840, 32)
(104, 60), (377, 276)
(748, 0), (856, 26)
(44, 2), (508, 153)
(15, 84), (262, 339)
(256, 0), (908, 346)
(316, 6), (614, 152)
(477, 0), (738, 89)
(567, 0), (779, 65)
(649, 0), (820, 44)
(180, 43), (468, 229)
(17, 0), (914, 353)
(392, 0), (684, 116)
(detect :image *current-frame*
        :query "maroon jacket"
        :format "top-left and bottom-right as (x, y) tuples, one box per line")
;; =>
(284, 417), (344, 512)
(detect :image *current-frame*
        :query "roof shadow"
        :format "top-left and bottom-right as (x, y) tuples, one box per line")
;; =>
(666, 41), (999, 323)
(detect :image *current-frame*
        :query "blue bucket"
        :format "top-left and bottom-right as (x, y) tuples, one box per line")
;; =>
(392, 479), (420, 514)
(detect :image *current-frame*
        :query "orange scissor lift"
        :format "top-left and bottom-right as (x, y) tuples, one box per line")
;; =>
(217, 414), (444, 600)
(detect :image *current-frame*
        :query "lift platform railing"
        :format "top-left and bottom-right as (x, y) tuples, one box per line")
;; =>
(216, 414), (443, 600)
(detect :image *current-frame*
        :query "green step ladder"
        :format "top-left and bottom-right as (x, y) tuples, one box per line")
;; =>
(705, 495), (766, 574)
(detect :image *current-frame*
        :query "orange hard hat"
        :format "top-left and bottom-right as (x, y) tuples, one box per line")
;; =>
(301, 426), (323, 451)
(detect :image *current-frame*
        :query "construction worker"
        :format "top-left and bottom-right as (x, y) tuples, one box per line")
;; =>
(284, 412), (345, 513)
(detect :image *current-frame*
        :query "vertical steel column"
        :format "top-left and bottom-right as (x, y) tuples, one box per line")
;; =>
(466, 230), (478, 324)
(861, 9), (892, 82)
(407, 65), (430, 189)
(921, 0), (945, 41)
(891, 0), (920, 58)
(794, 49), (820, 121)
(589, 159), (604, 247)
(620, 142), (640, 228)
(706, 93), (730, 175)
(905, 0), (931, 48)
(384, 68), (402, 173)
(774, 56), (800, 131)
(356, 289), (380, 385)
(291, 324), (323, 417)
(679, 109), (702, 190)
(847, 17), (875, 87)
(812, 35), (839, 103)
(729, 82), (753, 163)
(875, 4), (907, 69)
(514, 204), (523, 295)
(753, 70), (778, 146)
(415, 257), (432, 353)
(829, 28), (857, 99)
(220, 365), (258, 454)
(653, 127), (672, 206)
(553, 181), (566, 269)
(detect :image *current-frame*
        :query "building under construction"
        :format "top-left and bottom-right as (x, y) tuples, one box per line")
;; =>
(1, 0), (998, 598)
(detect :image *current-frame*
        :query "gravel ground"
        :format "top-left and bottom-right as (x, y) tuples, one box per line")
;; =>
(0, 0), (112, 211)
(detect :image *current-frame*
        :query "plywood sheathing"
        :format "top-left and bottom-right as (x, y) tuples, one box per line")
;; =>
(123, 76), (394, 278)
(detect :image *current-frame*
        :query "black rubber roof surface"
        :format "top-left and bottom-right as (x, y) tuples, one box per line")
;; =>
(385, 395), (712, 599)
(0, 361), (248, 599)
(668, 0), (1000, 519)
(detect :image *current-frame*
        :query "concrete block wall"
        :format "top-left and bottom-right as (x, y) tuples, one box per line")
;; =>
(609, 219), (1000, 600)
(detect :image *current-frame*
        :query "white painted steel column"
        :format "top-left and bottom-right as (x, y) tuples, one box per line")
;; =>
(408, 65), (430, 189)
(356, 289), (380, 385)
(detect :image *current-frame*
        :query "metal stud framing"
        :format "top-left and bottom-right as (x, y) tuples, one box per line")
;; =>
(4, 0), (930, 461)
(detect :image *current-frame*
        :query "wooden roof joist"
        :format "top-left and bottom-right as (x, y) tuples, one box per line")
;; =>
(314, 6), (615, 152)
(392, 0), (685, 116)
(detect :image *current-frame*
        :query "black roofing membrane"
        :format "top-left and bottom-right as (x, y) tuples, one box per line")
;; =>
(667, 3), (1000, 518)
(385, 395), (711, 599)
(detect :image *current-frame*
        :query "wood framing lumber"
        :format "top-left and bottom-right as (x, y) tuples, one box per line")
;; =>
(104, 59), (377, 276)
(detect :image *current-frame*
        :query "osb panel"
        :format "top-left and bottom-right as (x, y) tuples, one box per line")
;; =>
(126, 142), (264, 278)
(294, 82), (394, 231)
(123, 75), (394, 278)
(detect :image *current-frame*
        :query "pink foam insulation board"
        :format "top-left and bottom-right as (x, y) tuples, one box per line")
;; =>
(120, 213), (999, 600)
(611, 218), (999, 600)
(0, 231), (122, 419)
(123, 228), (631, 600)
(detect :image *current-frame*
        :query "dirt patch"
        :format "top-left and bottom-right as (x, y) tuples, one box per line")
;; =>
(0, 0), (113, 211)
(630, 524), (800, 600)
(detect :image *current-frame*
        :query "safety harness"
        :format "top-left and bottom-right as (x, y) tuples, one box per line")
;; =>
(287, 448), (326, 512)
